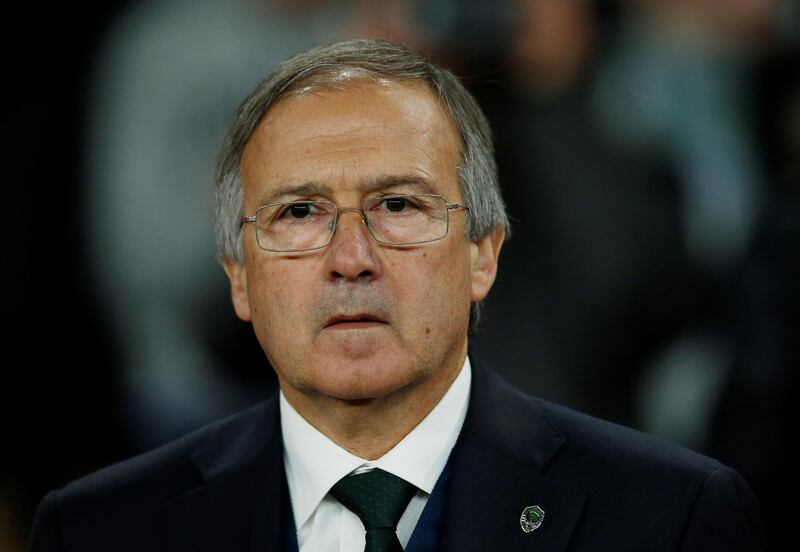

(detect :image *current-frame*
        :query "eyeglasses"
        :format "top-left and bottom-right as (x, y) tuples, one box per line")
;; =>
(241, 194), (469, 253)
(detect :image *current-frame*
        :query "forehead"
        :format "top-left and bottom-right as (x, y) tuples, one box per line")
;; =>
(239, 79), (462, 205)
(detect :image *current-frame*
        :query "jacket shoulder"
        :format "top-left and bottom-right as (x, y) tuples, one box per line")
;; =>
(58, 398), (275, 502)
(29, 397), (278, 552)
(537, 397), (724, 476)
(533, 398), (764, 550)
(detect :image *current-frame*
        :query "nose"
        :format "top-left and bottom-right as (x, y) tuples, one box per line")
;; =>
(324, 208), (381, 282)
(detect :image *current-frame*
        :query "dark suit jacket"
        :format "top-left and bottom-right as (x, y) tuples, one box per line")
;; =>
(29, 355), (765, 550)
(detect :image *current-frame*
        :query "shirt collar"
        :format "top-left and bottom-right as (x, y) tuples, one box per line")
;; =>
(280, 356), (472, 530)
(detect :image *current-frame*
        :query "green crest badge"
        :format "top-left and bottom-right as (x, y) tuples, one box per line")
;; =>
(520, 505), (545, 533)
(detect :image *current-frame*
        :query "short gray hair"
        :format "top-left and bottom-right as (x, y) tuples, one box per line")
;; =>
(214, 38), (509, 327)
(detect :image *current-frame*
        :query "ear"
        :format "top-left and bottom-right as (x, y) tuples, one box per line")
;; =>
(223, 258), (252, 321)
(469, 225), (505, 302)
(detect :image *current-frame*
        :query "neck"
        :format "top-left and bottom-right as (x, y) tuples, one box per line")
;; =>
(281, 352), (466, 460)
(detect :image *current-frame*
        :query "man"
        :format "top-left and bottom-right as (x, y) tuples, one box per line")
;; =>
(30, 38), (764, 551)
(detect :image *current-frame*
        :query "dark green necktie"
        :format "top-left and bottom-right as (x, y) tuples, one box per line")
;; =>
(330, 468), (416, 552)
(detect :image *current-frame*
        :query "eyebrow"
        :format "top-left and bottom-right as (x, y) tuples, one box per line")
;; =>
(264, 181), (334, 202)
(360, 174), (437, 195)
(261, 174), (438, 204)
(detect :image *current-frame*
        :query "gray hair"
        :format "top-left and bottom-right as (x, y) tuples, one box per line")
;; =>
(214, 38), (509, 328)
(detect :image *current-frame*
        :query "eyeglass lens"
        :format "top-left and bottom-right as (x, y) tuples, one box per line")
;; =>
(254, 194), (450, 252)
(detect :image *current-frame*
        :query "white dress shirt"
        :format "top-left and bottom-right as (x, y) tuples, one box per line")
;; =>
(280, 357), (472, 552)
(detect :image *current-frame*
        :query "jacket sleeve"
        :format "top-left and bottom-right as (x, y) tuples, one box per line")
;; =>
(28, 490), (64, 552)
(679, 466), (766, 551)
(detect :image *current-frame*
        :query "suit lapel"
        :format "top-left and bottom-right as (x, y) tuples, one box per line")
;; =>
(438, 354), (587, 551)
(160, 395), (286, 552)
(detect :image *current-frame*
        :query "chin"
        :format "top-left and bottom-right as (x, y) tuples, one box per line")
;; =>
(313, 355), (421, 401)
(317, 326), (395, 361)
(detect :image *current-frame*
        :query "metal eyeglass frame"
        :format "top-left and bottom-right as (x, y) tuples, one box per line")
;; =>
(240, 193), (470, 253)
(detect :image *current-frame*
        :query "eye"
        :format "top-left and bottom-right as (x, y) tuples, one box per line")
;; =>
(381, 196), (418, 213)
(277, 202), (324, 220)
(288, 203), (311, 218)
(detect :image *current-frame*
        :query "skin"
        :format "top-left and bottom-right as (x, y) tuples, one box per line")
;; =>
(224, 79), (504, 459)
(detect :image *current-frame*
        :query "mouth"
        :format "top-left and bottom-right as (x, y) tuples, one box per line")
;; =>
(323, 313), (388, 330)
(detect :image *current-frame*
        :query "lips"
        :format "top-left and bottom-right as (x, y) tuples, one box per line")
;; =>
(324, 313), (387, 328)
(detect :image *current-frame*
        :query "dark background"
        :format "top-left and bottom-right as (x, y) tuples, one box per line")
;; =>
(2, 2), (135, 549)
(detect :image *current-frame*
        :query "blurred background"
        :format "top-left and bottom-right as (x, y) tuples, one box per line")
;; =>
(2, 0), (797, 549)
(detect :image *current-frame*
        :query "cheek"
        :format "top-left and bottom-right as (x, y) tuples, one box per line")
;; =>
(397, 249), (471, 326)
(247, 261), (313, 334)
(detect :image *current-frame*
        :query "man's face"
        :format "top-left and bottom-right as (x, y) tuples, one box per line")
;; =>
(225, 79), (502, 407)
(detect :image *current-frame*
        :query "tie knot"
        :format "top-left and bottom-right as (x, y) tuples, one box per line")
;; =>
(330, 468), (416, 531)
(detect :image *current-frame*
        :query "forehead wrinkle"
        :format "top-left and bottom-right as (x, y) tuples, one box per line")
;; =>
(295, 120), (423, 146)
(321, 122), (422, 136)
(259, 91), (433, 143)
(404, 109), (434, 130)
(285, 145), (392, 165)
(412, 144), (438, 165)
(259, 173), (440, 206)
(260, 124), (424, 161)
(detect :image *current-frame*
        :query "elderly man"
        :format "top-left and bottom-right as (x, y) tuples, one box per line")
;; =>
(30, 39), (763, 551)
